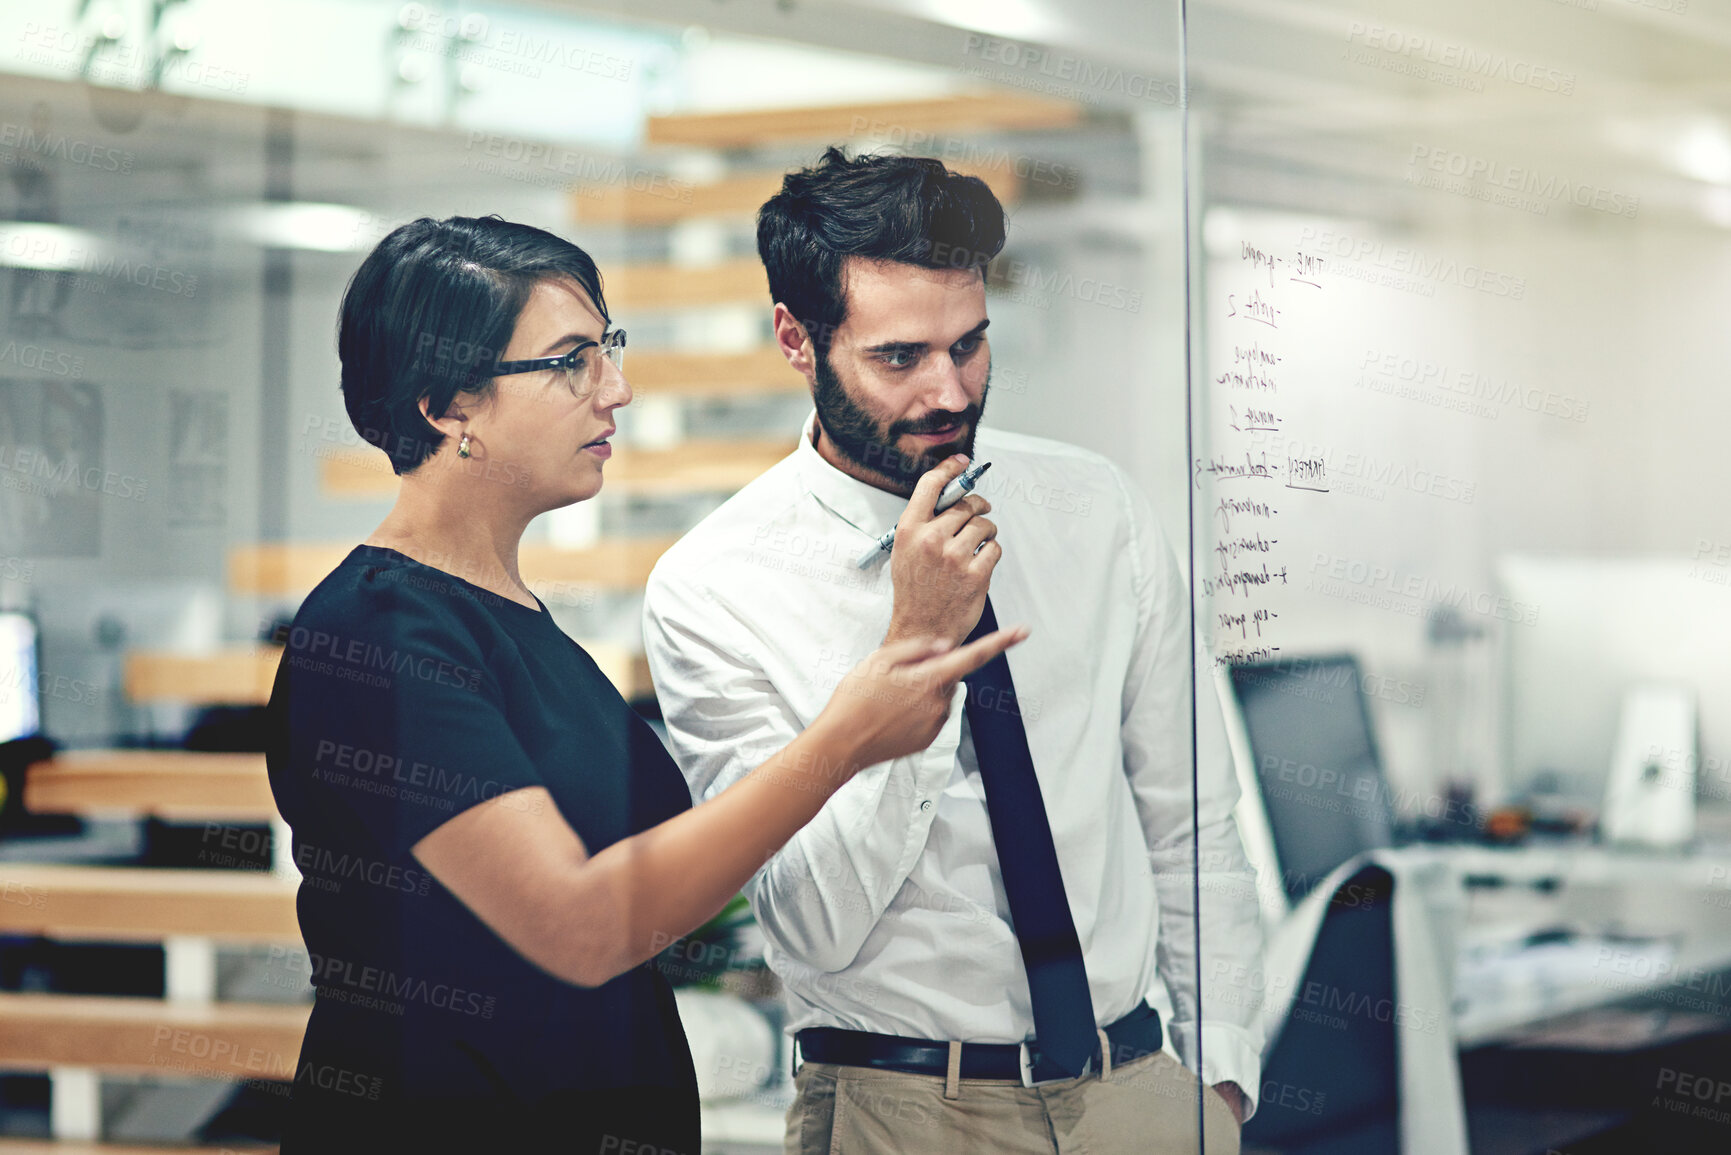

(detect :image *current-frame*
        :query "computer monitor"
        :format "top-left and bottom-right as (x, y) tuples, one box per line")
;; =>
(1229, 655), (1395, 902)
(0, 610), (41, 745)
(1498, 555), (1731, 808)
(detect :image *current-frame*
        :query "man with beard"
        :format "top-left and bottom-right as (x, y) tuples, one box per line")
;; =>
(642, 149), (1261, 1154)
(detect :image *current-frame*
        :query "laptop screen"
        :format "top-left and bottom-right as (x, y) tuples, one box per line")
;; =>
(0, 611), (41, 745)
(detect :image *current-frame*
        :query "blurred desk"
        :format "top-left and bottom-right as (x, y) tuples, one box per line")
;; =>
(1414, 843), (1731, 1046)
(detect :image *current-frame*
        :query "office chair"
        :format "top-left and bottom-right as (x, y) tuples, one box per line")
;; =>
(1224, 657), (1469, 1155)
(1243, 863), (1398, 1155)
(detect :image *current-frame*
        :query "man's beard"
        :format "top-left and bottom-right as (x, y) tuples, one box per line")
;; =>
(811, 348), (988, 491)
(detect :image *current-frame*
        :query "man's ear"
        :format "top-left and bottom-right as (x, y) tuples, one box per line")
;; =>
(772, 303), (819, 383)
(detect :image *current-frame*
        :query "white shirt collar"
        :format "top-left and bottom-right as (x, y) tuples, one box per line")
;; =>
(792, 409), (912, 539)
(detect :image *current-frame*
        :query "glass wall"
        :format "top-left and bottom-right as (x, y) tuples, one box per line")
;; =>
(0, 1), (1212, 1150)
(1190, 3), (1731, 1153)
(10, 1), (1730, 1151)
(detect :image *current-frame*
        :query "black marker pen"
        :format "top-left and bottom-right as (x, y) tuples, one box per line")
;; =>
(855, 461), (993, 569)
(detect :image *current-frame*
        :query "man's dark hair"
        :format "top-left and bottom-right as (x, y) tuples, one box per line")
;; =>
(756, 148), (1006, 348)
(338, 214), (607, 474)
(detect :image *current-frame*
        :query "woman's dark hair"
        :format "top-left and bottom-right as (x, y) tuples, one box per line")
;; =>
(338, 215), (607, 474)
(756, 148), (1006, 350)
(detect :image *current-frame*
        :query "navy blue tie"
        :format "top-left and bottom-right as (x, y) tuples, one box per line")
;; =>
(963, 596), (1098, 1079)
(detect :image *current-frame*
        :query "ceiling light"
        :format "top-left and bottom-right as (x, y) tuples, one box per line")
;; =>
(0, 223), (108, 270)
(1674, 121), (1731, 184)
(224, 203), (386, 252)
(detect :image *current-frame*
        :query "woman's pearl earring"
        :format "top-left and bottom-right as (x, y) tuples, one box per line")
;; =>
(457, 432), (471, 459)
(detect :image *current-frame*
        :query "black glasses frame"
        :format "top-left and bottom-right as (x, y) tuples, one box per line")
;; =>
(491, 328), (626, 383)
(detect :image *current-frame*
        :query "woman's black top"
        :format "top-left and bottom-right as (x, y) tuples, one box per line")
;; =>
(264, 545), (699, 1153)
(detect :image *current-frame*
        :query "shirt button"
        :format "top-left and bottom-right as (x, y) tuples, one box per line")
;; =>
(919, 800), (932, 812)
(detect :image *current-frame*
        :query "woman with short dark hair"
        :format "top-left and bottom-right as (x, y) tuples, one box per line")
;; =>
(264, 215), (1024, 1152)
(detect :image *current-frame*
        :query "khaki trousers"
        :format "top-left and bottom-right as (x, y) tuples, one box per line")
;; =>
(784, 1049), (1241, 1155)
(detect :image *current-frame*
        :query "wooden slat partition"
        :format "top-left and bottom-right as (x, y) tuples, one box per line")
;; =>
(0, 865), (299, 943)
(575, 161), (1022, 226)
(24, 751), (276, 821)
(523, 536), (676, 589)
(606, 439), (792, 496)
(604, 258), (767, 311)
(320, 439), (794, 501)
(577, 172), (783, 226)
(228, 537), (678, 598)
(624, 347), (800, 397)
(0, 993), (309, 1079)
(123, 650), (281, 707)
(226, 546), (351, 598)
(126, 640), (652, 706)
(584, 644), (655, 704)
(645, 93), (1081, 148)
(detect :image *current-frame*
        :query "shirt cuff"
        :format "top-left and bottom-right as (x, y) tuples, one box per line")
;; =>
(1197, 1021), (1264, 1121)
(884, 687), (965, 875)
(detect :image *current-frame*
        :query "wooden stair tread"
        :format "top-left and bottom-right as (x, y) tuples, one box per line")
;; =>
(0, 992), (309, 1079)
(603, 258), (767, 311)
(0, 865), (299, 943)
(575, 158), (1026, 227)
(319, 438), (794, 500)
(227, 537), (678, 597)
(24, 752), (276, 822)
(122, 651), (281, 709)
(645, 92), (1081, 148)
(624, 347), (801, 397)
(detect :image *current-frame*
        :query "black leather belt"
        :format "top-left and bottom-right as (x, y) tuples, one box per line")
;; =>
(795, 1002), (1161, 1085)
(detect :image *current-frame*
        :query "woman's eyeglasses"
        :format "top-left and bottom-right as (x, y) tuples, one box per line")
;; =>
(490, 329), (626, 398)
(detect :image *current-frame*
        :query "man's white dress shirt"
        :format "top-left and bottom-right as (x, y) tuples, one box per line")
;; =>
(642, 412), (1264, 1111)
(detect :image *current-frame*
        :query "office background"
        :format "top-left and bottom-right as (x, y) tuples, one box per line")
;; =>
(0, 1), (1728, 1153)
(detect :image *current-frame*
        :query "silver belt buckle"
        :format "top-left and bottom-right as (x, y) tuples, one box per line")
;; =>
(1018, 1042), (1091, 1087)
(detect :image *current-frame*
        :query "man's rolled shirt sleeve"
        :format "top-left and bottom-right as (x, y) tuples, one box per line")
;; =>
(1109, 464), (1266, 1118)
(642, 565), (959, 976)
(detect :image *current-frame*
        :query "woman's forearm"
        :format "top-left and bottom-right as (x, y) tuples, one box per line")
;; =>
(572, 717), (864, 984)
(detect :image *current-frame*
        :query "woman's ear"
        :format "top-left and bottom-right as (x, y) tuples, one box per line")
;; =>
(418, 395), (468, 444)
